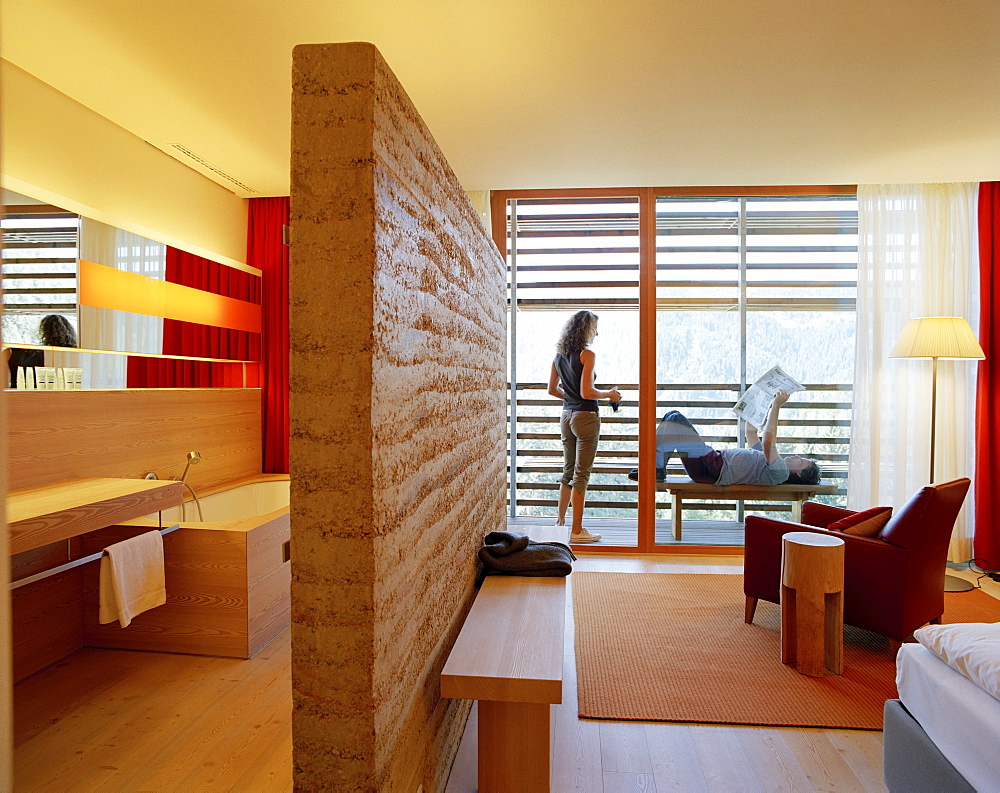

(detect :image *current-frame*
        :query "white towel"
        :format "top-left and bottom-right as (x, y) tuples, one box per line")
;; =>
(98, 530), (167, 628)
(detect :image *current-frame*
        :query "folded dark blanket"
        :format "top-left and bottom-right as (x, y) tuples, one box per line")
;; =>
(480, 530), (531, 557)
(476, 530), (576, 588)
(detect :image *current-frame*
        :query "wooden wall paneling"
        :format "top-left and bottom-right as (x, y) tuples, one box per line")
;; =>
(81, 526), (250, 658)
(6, 389), (262, 491)
(11, 570), (84, 683)
(246, 511), (291, 657)
(11, 542), (69, 581)
(1, 279), (11, 790)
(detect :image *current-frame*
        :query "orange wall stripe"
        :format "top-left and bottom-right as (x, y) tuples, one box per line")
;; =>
(79, 259), (262, 334)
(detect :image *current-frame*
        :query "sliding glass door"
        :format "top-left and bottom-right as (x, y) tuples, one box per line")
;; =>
(496, 187), (856, 551)
(652, 193), (857, 546)
(503, 194), (641, 545)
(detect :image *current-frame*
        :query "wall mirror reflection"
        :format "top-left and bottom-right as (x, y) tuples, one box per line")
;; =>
(2, 189), (261, 389)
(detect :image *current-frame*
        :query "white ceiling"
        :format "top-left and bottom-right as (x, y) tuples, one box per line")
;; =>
(3, 0), (999, 196)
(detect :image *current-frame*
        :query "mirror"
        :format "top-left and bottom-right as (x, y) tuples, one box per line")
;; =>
(2, 189), (261, 389)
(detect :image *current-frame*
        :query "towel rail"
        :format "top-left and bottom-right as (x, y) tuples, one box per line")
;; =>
(10, 524), (181, 590)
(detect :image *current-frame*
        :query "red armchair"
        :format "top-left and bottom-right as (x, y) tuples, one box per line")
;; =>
(743, 478), (971, 643)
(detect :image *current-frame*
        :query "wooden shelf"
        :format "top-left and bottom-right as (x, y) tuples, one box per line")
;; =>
(8, 478), (184, 554)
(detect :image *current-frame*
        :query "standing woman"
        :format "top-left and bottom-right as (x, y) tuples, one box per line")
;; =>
(548, 310), (621, 543)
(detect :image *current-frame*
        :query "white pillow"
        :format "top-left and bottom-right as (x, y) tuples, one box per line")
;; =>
(913, 622), (1000, 701)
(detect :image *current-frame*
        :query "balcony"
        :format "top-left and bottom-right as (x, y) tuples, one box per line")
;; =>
(507, 381), (850, 548)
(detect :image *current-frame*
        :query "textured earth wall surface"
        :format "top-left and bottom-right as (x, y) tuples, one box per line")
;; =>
(290, 42), (506, 792)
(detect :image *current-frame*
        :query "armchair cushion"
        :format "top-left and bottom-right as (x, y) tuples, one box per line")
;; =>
(801, 500), (856, 528)
(828, 506), (892, 537)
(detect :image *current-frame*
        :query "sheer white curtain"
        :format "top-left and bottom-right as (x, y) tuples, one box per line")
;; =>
(850, 183), (979, 561)
(79, 218), (165, 388)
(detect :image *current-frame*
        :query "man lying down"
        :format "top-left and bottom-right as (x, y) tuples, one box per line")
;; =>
(627, 390), (821, 486)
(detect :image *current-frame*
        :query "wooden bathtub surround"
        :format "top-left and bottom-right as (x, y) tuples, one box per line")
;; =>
(441, 526), (568, 792)
(291, 43), (506, 791)
(10, 477), (290, 680)
(8, 477), (183, 555)
(7, 387), (271, 678)
(80, 504), (290, 659)
(82, 473), (291, 658)
(10, 479), (286, 678)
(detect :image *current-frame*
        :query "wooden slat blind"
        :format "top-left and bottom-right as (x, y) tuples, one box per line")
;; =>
(1, 208), (79, 314)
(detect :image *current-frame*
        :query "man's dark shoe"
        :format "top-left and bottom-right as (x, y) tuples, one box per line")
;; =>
(627, 467), (666, 482)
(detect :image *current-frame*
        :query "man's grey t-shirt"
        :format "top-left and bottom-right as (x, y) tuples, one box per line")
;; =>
(716, 445), (789, 486)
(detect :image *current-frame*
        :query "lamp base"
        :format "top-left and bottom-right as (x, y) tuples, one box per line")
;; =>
(944, 573), (974, 593)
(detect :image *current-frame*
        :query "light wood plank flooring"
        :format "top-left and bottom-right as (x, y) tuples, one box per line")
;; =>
(509, 516), (748, 547)
(13, 624), (292, 792)
(444, 556), (998, 793)
(14, 556), (995, 791)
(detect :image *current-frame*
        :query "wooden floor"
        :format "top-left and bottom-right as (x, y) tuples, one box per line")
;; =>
(13, 557), (996, 792)
(13, 625), (292, 792)
(510, 516), (748, 547)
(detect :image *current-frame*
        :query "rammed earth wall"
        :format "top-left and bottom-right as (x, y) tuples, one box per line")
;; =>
(289, 42), (506, 792)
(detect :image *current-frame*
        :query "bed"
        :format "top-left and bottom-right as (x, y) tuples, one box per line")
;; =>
(885, 623), (1000, 792)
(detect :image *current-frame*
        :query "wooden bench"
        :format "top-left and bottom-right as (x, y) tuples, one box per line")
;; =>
(440, 525), (567, 793)
(659, 476), (839, 540)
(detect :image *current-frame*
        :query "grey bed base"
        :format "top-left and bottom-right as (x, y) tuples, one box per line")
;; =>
(883, 699), (976, 792)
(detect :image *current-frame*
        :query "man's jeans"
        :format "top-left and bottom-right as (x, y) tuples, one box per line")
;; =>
(655, 410), (723, 483)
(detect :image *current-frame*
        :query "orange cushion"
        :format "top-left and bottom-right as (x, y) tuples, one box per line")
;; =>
(827, 506), (892, 537)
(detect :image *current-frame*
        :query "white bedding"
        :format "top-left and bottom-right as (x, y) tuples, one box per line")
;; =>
(914, 622), (1000, 700)
(896, 642), (1000, 793)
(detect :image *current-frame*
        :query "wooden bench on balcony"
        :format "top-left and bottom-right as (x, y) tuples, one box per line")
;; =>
(440, 524), (567, 793)
(659, 476), (839, 540)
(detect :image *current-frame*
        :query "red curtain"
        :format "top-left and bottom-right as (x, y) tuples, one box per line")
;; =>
(248, 197), (290, 474)
(975, 182), (1000, 571)
(127, 249), (261, 389)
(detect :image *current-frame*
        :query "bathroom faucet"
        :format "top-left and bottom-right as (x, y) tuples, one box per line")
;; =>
(173, 451), (204, 521)
(179, 450), (202, 483)
(144, 472), (158, 480)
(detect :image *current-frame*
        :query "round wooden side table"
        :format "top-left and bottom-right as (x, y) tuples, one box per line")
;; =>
(780, 531), (845, 677)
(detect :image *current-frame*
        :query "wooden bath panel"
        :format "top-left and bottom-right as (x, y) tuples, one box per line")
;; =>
(78, 509), (290, 659)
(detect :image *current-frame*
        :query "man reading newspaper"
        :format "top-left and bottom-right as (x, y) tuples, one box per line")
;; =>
(627, 387), (820, 486)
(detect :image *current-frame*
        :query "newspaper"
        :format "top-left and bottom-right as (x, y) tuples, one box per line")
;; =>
(731, 365), (804, 429)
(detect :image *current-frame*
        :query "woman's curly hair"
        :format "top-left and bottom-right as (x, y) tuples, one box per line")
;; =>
(39, 314), (77, 348)
(556, 310), (598, 354)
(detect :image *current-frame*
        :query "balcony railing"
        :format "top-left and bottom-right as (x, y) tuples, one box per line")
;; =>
(507, 382), (850, 526)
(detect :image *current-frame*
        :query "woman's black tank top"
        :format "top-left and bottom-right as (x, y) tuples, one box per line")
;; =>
(554, 351), (598, 412)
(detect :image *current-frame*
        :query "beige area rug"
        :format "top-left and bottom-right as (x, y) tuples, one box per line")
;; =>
(573, 571), (1000, 730)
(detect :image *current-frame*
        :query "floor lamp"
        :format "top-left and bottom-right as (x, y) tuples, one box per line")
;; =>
(890, 316), (985, 593)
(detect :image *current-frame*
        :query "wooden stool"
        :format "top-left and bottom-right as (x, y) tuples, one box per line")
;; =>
(780, 531), (845, 677)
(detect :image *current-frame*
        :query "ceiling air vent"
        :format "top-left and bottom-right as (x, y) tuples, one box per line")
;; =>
(167, 144), (260, 196)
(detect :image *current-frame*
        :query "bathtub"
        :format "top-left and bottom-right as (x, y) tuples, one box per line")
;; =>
(153, 476), (290, 524)
(89, 473), (291, 658)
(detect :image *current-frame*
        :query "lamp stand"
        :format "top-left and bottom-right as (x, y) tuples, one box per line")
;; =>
(929, 357), (975, 593)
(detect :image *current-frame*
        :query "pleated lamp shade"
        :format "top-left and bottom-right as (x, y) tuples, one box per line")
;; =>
(889, 317), (985, 360)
